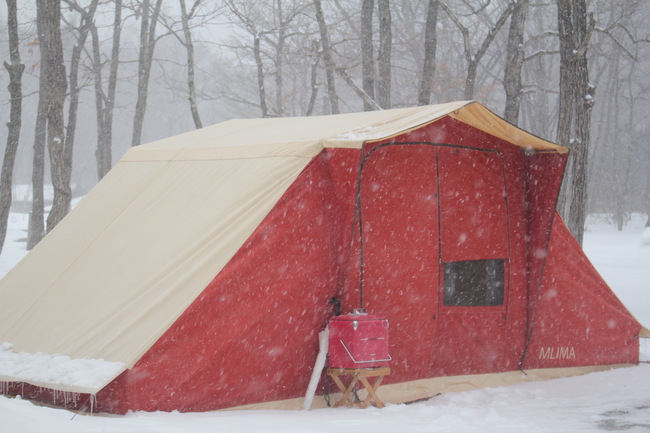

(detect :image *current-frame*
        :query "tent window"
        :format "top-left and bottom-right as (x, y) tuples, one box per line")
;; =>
(443, 259), (504, 306)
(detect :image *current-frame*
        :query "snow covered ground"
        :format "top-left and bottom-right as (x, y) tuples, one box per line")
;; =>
(1, 212), (649, 433)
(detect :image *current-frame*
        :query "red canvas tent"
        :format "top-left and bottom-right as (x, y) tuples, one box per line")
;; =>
(0, 102), (642, 413)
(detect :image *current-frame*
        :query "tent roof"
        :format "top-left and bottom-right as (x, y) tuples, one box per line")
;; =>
(124, 100), (565, 162)
(0, 101), (566, 394)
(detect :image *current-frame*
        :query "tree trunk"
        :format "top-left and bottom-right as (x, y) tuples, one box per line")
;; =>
(274, 0), (286, 117)
(361, 0), (375, 111)
(180, 0), (203, 128)
(89, 21), (107, 175)
(377, 0), (391, 109)
(556, 0), (595, 245)
(464, 61), (478, 100)
(131, 0), (163, 147)
(64, 0), (98, 204)
(306, 39), (320, 116)
(567, 15), (595, 245)
(0, 0), (25, 254)
(99, 0), (121, 178)
(42, 0), (70, 232)
(88, 0), (121, 180)
(417, 0), (438, 106)
(503, 0), (528, 124)
(313, 0), (339, 114)
(555, 0), (574, 217)
(26, 78), (47, 250)
(253, 34), (269, 118)
(556, 0), (574, 153)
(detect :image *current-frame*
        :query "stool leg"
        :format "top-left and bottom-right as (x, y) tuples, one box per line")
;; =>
(331, 374), (360, 408)
(359, 376), (386, 408)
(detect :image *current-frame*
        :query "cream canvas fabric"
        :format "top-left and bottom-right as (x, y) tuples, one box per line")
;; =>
(0, 102), (566, 394)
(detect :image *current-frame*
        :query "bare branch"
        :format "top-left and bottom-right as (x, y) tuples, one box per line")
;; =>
(594, 24), (639, 62)
(336, 67), (382, 110)
(524, 49), (560, 62)
(439, 1), (472, 64)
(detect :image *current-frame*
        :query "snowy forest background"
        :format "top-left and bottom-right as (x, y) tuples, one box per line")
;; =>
(0, 0), (649, 254)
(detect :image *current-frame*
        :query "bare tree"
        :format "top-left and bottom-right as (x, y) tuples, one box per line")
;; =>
(0, 0), (25, 254)
(274, 1), (287, 117)
(27, 62), (47, 249)
(377, 0), (391, 108)
(179, 0), (203, 128)
(361, 0), (375, 110)
(131, 0), (164, 147)
(417, 0), (439, 106)
(305, 39), (320, 116)
(61, 0), (98, 191)
(156, 2), (225, 125)
(35, 0), (70, 233)
(440, 1), (514, 99)
(503, 0), (528, 124)
(314, 0), (340, 114)
(556, 0), (595, 245)
(584, 2), (650, 227)
(252, 33), (270, 117)
(90, 0), (122, 179)
(221, 1), (270, 116)
(225, 0), (311, 117)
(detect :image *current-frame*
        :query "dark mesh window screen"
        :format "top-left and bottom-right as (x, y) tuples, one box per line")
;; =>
(443, 259), (505, 306)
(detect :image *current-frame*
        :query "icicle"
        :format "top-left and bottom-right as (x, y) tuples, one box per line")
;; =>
(63, 391), (80, 408)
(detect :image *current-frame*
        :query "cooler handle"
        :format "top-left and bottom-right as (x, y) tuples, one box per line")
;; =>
(339, 339), (392, 364)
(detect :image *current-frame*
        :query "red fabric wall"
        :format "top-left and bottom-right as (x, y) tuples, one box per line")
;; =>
(341, 118), (532, 381)
(95, 149), (359, 412)
(522, 215), (641, 369)
(523, 152), (567, 331)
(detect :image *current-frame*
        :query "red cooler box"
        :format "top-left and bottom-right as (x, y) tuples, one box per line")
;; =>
(329, 313), (390, 368)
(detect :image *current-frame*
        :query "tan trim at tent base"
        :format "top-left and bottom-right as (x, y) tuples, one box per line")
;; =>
(228, 364), (635, 411)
